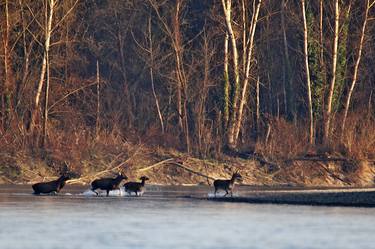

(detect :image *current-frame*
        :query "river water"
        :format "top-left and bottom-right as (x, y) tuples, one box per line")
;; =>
(0, 185), (374, 249)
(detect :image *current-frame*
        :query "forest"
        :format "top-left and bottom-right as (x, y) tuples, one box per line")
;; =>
(1, 0), (375, 184)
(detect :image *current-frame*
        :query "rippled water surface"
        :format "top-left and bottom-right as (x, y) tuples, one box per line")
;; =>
(1, 185), (375, 249)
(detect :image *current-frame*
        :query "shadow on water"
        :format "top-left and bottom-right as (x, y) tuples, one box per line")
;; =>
(1, 185), (375, 249)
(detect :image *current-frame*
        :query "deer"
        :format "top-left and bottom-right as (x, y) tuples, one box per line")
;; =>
(91, 172), (128, 197)
(123, 176), (149, 197)
(213, 172), (243, 197)
(32, 173), (71, 195)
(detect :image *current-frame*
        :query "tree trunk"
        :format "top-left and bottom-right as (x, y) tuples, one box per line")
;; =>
(341, 0), (370, 136)
(223, 32), (230, 129)
(42, 48), (50, 147)
(221, 0), (240, 148)
(2, 0), (13, 129)
(148, 17), (164, 134)
(16, 0), (31, 111)
(255, 76), (260, 140)
(301, 0), (314, 144)
(281, 0), (295, 121)
(95, 60), (100, 139)
(173, 0), (190, 153)
(323, 0), (339, 143)
(233, 0), (262, 144)
(31, 0), (55, 132)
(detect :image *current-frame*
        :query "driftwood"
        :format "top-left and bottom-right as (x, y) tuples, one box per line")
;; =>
(170, 162), (216, 181)
(137, 158), (215, 181)
(137, 158), (175, 172)
(316, 162), (351, 185)
(67, 145), (143, 184)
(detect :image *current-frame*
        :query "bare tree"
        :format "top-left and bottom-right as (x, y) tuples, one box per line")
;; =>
(221, 0), (262, 149)
(148, 16), (164, 134)
(301, 0), (314, 144)
(148, 0), (190, 152)
(30, 0), (79, 141)
(2, 0), (14, 129)
(233, 0), (262, 144)
(323, 0), (340, 143)
(341, 0), (374, 136)
(31, 0), (55, 134)
(221, 0), (240, 148)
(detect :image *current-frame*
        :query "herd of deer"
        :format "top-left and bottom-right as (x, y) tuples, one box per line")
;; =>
(31, 172), (243, 197)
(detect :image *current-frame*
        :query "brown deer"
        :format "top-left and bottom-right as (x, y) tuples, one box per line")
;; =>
(91, 173), (128, 197)
(123, 176), (149, 196)
(213, 172), (243, 197)
(32, 173), (71, 195)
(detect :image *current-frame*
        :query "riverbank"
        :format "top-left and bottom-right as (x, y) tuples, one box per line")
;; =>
(1, 145), (375, 187)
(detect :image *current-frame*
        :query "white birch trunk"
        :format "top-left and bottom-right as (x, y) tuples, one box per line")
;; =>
(341, 0), (371, 135)
(233, 0), (262, 143)
(302, 0), (314, 144)
(32, 0), (55, 131)
(221, 0), (240, 148)
(324, 0), (339, 143)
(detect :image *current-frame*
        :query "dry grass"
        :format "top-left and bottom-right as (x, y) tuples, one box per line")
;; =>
(255, 118), (310, 161)
(0, 112), (374, 186)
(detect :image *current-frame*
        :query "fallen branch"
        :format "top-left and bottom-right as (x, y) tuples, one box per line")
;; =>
(137, 158), (216, 181)
(317, 162), (351, 185)
(137, 158), (175, 172)
(67, 145), (143, 184)
(171, 162), (216, 181)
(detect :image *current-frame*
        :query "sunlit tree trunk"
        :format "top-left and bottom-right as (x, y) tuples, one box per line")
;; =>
(223, 32), (230, 129)
(221, 0), (240, 148)
(31, 0), (55, 133)
(233, 0), (262, 143)
(301, 0), (314, 145)
(323, 0), (339, 143)
(341, 0), (372, 136)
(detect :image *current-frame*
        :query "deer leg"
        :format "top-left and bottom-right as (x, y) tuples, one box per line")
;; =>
(91, 188), (99, 196)
(224, 190), (229, 197)
(214, 188), (217, 197)
(106, 190), (110, 197)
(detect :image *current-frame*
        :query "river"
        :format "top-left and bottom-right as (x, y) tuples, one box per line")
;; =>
(0, 185), (374, 249)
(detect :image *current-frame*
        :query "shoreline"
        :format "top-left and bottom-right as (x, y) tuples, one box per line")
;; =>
(205, 188), (375, 208)
(2, 184), (375, 207)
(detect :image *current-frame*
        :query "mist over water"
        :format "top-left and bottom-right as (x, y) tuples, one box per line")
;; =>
(1, 186), (375, 249)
